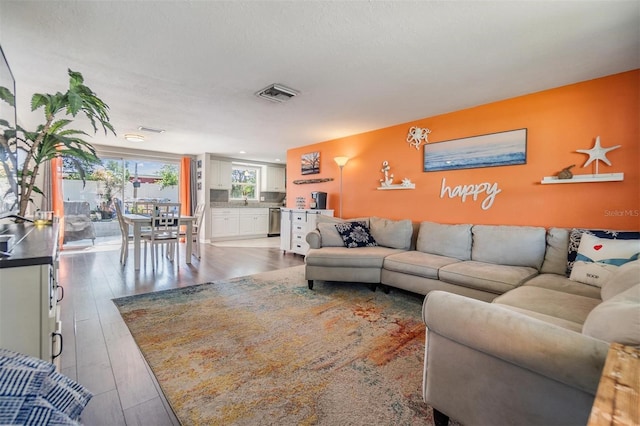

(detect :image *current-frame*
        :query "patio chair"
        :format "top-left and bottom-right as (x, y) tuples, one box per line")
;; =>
(63, 201), (96, 245)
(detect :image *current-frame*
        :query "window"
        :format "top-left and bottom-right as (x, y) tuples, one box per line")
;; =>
(230, 165), (259, 200)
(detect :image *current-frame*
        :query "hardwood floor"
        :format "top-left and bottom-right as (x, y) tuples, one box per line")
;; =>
(58, 238), (304, 425)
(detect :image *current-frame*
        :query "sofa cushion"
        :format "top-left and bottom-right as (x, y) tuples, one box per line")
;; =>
(569, 233), (640, 287)
(493, 286), (601, 325)
(523, 274), (601, 299)
(369, 217), (413, 250)
(315, 216), (370, 247)
(304, 246), (404, 268)
(383, 251), (461, 280)
(471, 225), (546, 269)
(416, 221), (472, 260)
(601, 260), (640, 301)
(567, 228), (640, 274)
(582, 284), (640, 346)
(540, 227), (570, 275)
(439, 261), (539, 294)
(335, 221), (378, 248)
(317, 222), (350, 247)
(496, 305), (583, 332)
(316, 215), (370, 227)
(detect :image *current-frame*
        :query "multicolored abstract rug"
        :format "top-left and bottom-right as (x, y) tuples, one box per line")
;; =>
(113, 266), (438, 425)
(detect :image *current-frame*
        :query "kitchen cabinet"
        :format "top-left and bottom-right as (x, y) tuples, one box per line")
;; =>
(210, 159), (232, 190)
(211, 208), (269, 240)
(0, 223), (62, 370)
(238, 208), (269, 235)
(280, 209), (334, 255)
(264, 166), (286, 192)
(211, 208), (239, 238)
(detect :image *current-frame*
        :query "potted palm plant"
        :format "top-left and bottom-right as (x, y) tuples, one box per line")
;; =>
(0, 69), (115, 218)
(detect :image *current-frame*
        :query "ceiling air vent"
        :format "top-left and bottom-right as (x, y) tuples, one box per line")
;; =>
(138, 126), (166, 134)
(255, 84), (299, 103)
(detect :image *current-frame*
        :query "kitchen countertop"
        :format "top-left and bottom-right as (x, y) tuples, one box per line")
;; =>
(210, 202), (285, 209)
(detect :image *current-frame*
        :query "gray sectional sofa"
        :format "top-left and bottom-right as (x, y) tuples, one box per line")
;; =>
(304, 216), (640, 425)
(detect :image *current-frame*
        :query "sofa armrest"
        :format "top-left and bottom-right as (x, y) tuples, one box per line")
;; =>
(306, 229), (321, 249)
(422, 291), (608, 394)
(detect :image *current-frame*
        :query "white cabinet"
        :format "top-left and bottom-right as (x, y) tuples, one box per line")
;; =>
(264, 167), (286, 192)
(211, 208), (239, 238)
(210, 159), (232, 190)
(280, 209), (292, 251)
(212, 208), (269, 240)
(0, 226), (62, 370)
(238, 208), (269, 235)
(280, 209), (334, 255)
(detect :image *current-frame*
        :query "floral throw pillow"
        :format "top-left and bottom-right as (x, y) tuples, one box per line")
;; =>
(335, 221), (378, 248)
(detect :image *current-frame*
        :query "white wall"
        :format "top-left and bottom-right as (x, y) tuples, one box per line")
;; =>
(63, 180), (178, 209)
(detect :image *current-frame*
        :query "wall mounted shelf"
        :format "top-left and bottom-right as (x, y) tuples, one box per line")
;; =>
(540, 173), (624, 184)
(293, 178), (334, 185)
(377, 184), (415, 190)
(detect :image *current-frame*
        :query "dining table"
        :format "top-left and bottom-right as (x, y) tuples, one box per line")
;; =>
(122, 213), (195, 270)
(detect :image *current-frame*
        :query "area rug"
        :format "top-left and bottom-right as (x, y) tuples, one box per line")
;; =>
(113, 266), (437, 425)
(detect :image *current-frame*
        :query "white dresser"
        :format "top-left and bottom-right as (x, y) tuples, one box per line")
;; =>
(280, 208), (334, 255)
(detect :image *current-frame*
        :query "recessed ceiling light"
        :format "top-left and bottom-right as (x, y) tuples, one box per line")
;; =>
(239, 151), (246, 154)
(275, 158), (281, 162)
(124, 133), (145, 142)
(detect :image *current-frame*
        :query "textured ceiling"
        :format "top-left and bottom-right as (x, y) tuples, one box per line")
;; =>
(0, 1), (638, 164)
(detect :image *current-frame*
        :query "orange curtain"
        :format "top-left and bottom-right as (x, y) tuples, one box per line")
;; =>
(51, 157), (64, 246)
(179, 157), (191, 216)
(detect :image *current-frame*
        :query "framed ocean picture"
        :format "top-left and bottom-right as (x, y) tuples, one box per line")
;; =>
(424, 128), (527, 172)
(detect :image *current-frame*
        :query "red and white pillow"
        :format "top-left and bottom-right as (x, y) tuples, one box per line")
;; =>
(569, 233), (640, 287)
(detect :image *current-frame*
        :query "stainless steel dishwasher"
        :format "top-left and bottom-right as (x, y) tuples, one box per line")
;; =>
(268, 207), (281, 236)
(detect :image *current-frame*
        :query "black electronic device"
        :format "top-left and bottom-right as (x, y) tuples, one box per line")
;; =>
(310, 191), (327, 210)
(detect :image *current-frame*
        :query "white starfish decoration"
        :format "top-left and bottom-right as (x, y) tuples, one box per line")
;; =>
(576, 136), (620, 169)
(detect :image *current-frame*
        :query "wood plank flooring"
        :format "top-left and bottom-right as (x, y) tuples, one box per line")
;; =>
(58, 238), (304, 425)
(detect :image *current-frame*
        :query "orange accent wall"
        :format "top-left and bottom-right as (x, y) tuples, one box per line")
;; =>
(286, 70), (640, 230)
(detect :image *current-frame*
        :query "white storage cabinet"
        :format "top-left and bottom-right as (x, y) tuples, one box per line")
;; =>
(264, 167), (286, 192)
(211, 208), (269, 240)
(210, 159), (232, 190)
(211, 208), (240, 238)
(280, 209), (334, 255)
(238, 208), (269, 235)
(0, 225), (63, 370)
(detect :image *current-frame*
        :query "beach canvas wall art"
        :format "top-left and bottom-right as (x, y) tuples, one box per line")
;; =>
(424, 128), (527, 172)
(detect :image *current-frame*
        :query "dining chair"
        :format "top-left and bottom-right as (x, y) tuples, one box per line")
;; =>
(142, 202), (181, 268)
(191, 203), (206, 259)
(113, 198), (133, 265)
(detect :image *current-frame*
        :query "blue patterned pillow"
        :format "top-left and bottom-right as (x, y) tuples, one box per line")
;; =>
(335, 221), (378, 248)
(0, 349), (93, 425)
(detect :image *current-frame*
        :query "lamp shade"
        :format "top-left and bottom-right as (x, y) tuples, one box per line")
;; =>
(334, 156), (349, 167)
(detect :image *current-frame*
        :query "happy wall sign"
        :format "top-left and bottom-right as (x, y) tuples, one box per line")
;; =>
(439, 177), (502, 210)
